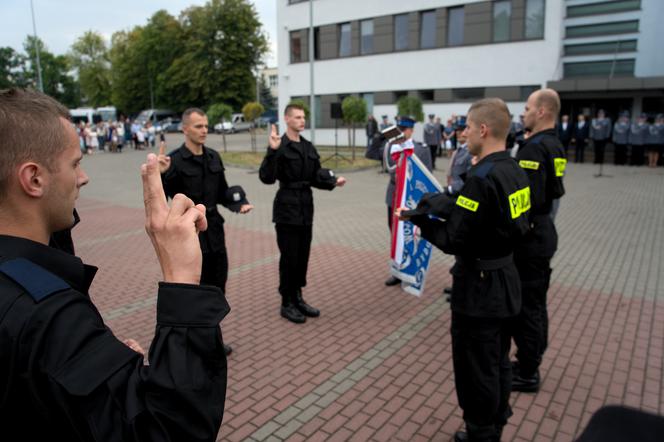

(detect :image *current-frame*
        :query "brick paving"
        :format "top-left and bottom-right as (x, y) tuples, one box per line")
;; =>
(71, 147), (664, 441)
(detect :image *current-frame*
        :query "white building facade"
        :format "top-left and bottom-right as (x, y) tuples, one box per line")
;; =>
(277, 0), (664, 145)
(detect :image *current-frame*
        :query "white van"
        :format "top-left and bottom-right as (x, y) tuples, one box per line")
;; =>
(70, 107), (99, 125)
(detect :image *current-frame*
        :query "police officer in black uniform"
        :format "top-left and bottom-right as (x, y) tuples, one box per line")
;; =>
(0, 88), (229, 440)
(398, 98), (531, 442)
(259, 103), (346, 324)
(511, 89), (566, 392)
(159, 108), (252, 356)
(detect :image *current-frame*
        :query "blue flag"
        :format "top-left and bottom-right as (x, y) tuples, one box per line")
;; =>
(390, 153), (443, 296)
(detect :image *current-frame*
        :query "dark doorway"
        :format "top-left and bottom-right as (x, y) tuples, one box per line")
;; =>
(560, 97), (633, 121)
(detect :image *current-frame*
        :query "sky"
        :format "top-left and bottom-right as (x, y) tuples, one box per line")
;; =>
(0, 0), (278, 67)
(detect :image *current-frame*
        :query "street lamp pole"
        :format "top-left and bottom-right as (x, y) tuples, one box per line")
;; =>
(30, 0), (44, 92)
(309, 0), (315, 144)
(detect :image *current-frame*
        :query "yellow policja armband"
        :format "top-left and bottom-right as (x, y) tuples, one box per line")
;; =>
(519, 160), (540, 170)
(456, 195), (479, 212)
(554, 158), (567, 177)
(508, 187), (531, 219)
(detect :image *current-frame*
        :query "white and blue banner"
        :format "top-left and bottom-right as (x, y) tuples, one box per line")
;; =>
(390, 153), (443, 296)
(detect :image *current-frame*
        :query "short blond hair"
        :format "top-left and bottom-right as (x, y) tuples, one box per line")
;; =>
(467, 98), (511, 141)
(0, 88), (71, 200)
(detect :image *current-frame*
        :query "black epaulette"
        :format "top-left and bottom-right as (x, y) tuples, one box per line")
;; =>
(0, 258), (70, 303)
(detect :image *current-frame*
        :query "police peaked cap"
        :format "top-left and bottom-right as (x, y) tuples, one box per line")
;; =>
(225, 185), (248, 212)
(396, 116), (416, 128)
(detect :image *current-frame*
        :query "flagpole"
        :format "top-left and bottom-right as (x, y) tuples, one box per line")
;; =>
(30, 0), (44, 92)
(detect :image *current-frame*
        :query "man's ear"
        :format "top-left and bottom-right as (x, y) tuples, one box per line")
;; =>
(17, 162), (47, 198)
(479, 123), (489, 139)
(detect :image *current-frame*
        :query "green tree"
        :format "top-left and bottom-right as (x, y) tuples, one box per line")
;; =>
(0, 47), (29, 89)
(24, 36), (79, 108)
(69, 31), (111, 107)
(207, 102), (233, 151)
(161, 0), (268, 110)
(396, 96), (424, 123)
(242, 101), (264, 152)
(110, 10), (185, 115)
(342, 95), (367, 160)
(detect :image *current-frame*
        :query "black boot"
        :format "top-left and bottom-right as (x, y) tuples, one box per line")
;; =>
(295, 289), (320, 317)
(223, 344), (233, 356)
(281, 304), (306, 323)
(385, 275), (400, 286)
(512, 368), (541, 392)
(453, 431), (468, 442)
(280, 291), (306, 323)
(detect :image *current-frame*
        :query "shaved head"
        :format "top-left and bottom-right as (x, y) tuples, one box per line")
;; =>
(467, 98), (511, 141)
(531, 88), (560, 119)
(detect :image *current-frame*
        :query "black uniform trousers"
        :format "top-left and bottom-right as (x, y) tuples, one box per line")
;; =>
(593, 139), (607, 164)
(575, 140), (587, 163)
(614, 144), (628, 165)
(452, 312), (512, 442)
(512, 255), (551, 376)
(631, 145), (645, 165)
(428, 145), (438, 169)
(276, 223), (313, 305)
(201, 249), (229, 294)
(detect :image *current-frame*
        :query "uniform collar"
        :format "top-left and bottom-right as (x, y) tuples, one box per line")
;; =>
(178, 143), (211, 159)
(0, 234), (97, 294)
(478, 150), (510, 164)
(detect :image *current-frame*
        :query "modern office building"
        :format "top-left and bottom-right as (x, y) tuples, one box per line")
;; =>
(277, 0), (664, 145)
(261, 67), (279, 101)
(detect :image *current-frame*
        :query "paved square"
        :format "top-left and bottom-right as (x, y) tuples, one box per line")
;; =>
(73, 144), (664, 441)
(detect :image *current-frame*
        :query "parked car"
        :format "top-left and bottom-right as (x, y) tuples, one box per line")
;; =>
(257, 109), (278, 128)
(214, 120), (233, 134)
(213, 113), (253, 134)
(158, 118), (182, 133)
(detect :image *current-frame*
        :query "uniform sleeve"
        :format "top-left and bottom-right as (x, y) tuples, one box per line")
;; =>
(36, 283), (229, 441)
(516, 145), (548, 213)
(411, 176), (488, 256)
(259, 147), (279, 184)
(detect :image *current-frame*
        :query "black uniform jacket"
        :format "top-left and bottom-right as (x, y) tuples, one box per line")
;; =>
(162, 145), (248, 254)
(0, 235), (229, 441)
(515, 129), (566, 258)
(408, 151), (531, 318)
(259, 134), (337, 225)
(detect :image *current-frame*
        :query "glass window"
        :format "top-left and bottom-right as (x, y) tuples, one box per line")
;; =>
(339, 23), (351, 57)
(314, 96), (322, 127)
(361, 19), (374, 55)
(419, 90), (434, 102)
(525, 0), (545, 39)
(362, 93), (374, 115)
(567, 0), (640, 18)
(447, 7), (465, 46)
(420, 10), (437, 49)
(395, 14), (409, 51)
(290, 31), (302, 63)
(314, 27), (320, 60)
(566, 20), (639, 38)
(453, 88), (485, 100)
(564, 59), (635, 78)
(269, 75), (278, 87)
(493, 1), (512, 42)
(520, 86), (539, 101)
(564, 40), (637, 56)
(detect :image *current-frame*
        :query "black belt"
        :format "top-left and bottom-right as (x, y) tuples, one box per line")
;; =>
(459, 254), (513, 271)
(280, 181), (310, 190)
